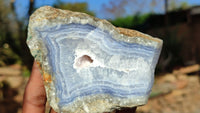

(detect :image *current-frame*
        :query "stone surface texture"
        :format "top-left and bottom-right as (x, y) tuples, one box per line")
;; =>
(27, 6), (163, 113)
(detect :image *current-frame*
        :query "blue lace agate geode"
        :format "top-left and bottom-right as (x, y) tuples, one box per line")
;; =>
(27, 6), (163, 113)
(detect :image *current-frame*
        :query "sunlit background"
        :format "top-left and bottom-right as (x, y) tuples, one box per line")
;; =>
(0, 0), (200, 113)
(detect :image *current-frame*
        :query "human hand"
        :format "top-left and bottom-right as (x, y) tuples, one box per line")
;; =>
(22, 61), (56, 113)
(22, 61), (136, 113)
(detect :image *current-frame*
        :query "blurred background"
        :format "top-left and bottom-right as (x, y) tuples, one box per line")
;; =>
(0, 0), (200, 113)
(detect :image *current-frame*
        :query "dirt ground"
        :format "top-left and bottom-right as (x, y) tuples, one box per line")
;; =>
(0, 64), (199, 113)
(0, 64), (28, 113)
(137, 73), (200, 113)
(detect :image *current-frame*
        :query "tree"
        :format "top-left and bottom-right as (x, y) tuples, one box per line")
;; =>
(102, 0), (128, 19)
(0, 0), (21, 65)
(168, 0), (189, 11)
(0, 0), (34, 69)
(110, 13), (151, 30)
(54, 2), (95, 16)
(102, 0), (191, 19)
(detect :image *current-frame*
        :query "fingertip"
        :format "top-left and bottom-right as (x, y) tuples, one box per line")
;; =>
(22, 61), (46, 113)
(50, 108), (57, 113)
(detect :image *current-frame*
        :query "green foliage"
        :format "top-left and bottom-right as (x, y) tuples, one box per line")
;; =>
(0, 0), (20, 66)
(54, 2), (95, 16)
(22, 67), (31, 77)
(110, 14), (151, 29)
(168, 1), (189, 11)
(0, 0), (33, 69)
(0, 44), (21, 66)
(110, 16), (133, 28)
(177, 2), (189, 10)
(149, 91), (162, 98)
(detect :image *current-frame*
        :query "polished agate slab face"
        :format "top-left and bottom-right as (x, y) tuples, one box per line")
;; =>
(27, 6), (163, 113)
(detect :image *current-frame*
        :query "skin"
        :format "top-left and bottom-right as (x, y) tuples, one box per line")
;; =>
(22, 61), (136, 113)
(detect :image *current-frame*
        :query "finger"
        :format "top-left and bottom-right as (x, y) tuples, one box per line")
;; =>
(23, 61), (47, 113)
(50, 108), (57, 113)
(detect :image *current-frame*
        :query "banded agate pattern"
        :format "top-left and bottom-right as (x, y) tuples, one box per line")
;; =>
(27, 6), (163, 113)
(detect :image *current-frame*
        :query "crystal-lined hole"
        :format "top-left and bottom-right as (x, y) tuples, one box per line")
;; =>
(75, 55), (93, 68)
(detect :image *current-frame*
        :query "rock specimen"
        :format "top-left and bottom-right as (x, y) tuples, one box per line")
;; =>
(27, 6), (163, 113)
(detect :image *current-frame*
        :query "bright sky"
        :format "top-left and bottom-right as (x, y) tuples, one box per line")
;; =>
(14, 0), (200, 20)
